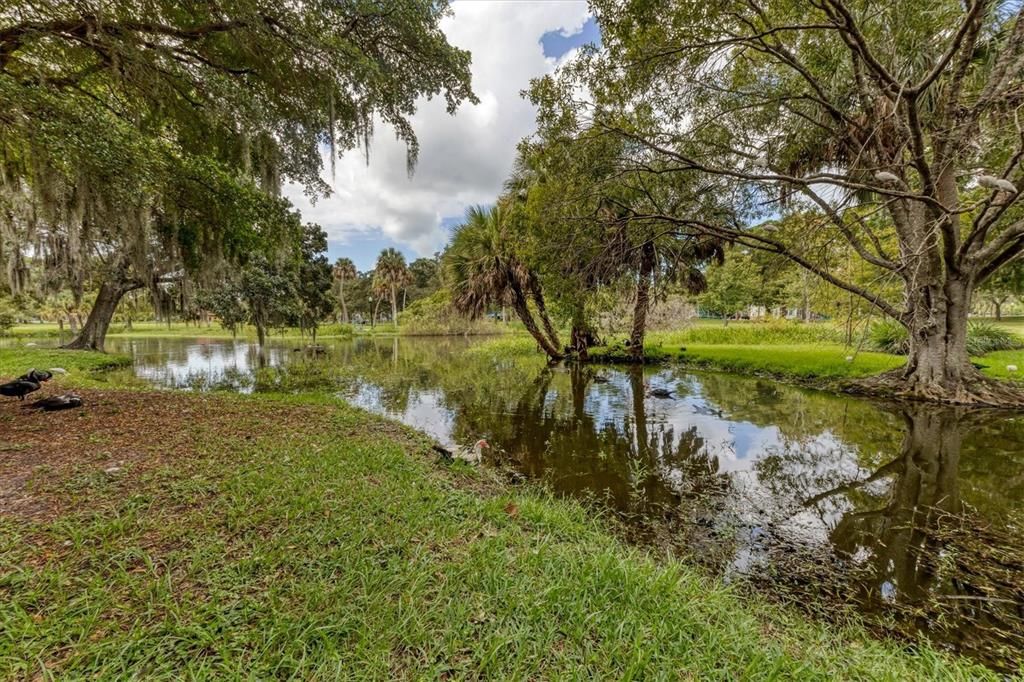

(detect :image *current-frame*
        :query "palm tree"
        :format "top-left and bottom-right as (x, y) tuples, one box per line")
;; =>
(332, 257), (357, 323)
(445, 204), (562, 360)
(371, 271), (389, 326)
(374, 248), (412, 325)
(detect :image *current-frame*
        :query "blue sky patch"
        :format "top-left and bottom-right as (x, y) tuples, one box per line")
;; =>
(540, 16), (600, 59)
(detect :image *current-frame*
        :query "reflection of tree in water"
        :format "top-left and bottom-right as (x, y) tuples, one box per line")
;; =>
(448, 364), (731, 520)
(760, 406), (1024, 673)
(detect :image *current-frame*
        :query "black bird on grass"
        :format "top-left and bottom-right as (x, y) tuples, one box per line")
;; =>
(25, 393), (84, 411)
(1, 369), (53, 401)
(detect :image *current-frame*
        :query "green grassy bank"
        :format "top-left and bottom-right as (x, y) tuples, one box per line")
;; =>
(0, 349), (1001, 678)
(587, 322), (1024, 387)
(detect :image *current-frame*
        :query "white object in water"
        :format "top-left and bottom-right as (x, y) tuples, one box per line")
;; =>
(874, 171), (900, 184)
(1008, 364), (1019, 372)
(48, 367), (68, 375)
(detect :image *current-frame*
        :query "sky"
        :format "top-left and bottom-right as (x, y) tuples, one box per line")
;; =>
(283, 2), (600, 272)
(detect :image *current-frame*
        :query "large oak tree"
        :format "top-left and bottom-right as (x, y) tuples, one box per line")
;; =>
(560, 0), (1024, 404)
(1, 0), (475, 350)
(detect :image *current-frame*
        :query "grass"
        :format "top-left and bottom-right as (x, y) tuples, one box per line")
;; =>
(0, 346), (130, 376)
(0, 375), (997, 679)
(582, 321), (1024, 387)
(976, 349), (1024, 381)
(585, 324), (903, 385)
(983, 315), (1024, 335)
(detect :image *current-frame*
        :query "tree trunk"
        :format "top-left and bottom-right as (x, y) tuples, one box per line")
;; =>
(510, 282), (562, 360)
(390, 284), (398, 325)
(994, 300), (1002, 320)
(801, 271), (811, 322)
(570, 325), (596, 360)
(900, 278), (975, 401)
(63, 278), (137, 351)
(528, 276), (560, 350)
(339, 282), (349, 324)
(629, 242), (656, 360)
(857, 276), (1022, 404)
(372, 297), (382, 328)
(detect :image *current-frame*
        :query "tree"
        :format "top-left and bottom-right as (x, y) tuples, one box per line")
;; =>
(374, 248), (412, 325)
(561, 0), (1024, 404)
(371, 270), (390, 326)
(331, 258), (357, 324)
(408, 256), (442, 304)
(516, 91), (724, 359)
(293, 225), (334, 342)
(445, 205), (563, 359)
(976, 257), (1024, 319)
(207, 258), (297, 348)
(698, 255), (762, 322)
(1, 0), (475, 351)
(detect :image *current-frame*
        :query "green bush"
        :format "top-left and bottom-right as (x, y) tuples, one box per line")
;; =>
(966, 322), (1024, 355)
(868, 319), (1024, 356)
(397, 291), (509, 336)
(868, 319), (909, 354)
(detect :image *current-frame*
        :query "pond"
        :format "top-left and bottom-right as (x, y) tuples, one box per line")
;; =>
(15, 334), (1024, 671)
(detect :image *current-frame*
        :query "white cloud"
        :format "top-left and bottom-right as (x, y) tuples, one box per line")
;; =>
(284, 0), (591, 258)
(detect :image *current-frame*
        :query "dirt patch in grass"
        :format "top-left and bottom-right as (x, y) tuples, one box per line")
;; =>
(0, 389), (426, 522)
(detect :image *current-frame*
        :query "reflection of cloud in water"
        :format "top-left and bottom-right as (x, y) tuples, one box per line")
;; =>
(347, 384), (455, 444)
(111, 338), (291, 391)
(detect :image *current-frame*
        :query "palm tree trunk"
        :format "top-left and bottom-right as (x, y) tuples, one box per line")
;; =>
(528, 276), (560, 350)
(510, 281), (562, 360)
(390, 284), (398, 325)
(339, 281), (348, 324)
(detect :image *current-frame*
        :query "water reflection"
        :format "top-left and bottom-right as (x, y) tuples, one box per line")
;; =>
(40, 335), (1024, 670)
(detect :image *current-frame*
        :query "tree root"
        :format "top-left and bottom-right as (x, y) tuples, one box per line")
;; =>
(846, 367), (1024, 408)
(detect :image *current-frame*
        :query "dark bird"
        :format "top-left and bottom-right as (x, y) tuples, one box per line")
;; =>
(644, 382), (674, 399)
(26, 393), (83, 411)
(1, 369), (52, 401)
(21, 369), (53, 383)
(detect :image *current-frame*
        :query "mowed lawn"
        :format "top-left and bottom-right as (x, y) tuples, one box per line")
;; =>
(586, 319), (1024, 384)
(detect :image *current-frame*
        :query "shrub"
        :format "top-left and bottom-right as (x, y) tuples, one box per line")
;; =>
(868, 319), (1024, 356)
(868, 319), (909, 355)
(397, 291), (509, 336)
(966, 322), (1024, 355)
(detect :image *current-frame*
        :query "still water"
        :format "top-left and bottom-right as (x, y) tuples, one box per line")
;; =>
(34, 335), (1024, 670)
